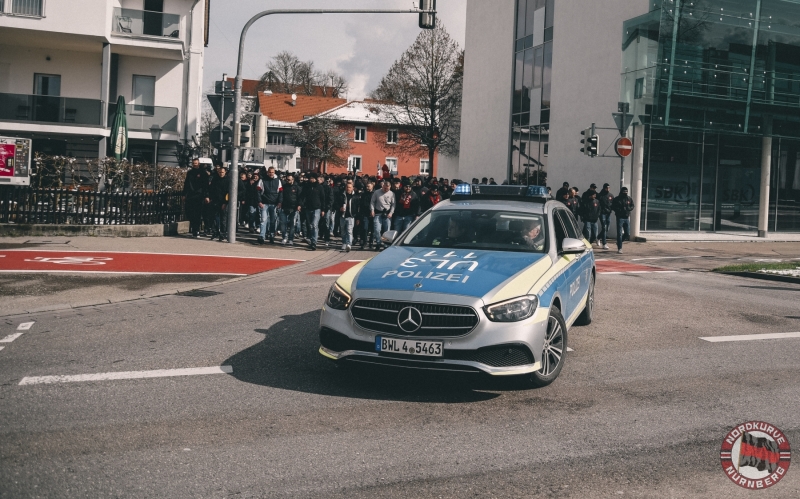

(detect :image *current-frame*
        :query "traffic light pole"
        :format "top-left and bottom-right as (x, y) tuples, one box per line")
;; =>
(227, 7), (435, 243)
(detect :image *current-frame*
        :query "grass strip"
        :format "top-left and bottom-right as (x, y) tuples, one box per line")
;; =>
(713, 262), (800, 273)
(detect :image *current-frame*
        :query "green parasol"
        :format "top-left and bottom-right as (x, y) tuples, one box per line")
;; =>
(109, 96), (128, 160)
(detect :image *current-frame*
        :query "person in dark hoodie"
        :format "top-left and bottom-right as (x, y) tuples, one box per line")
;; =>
(237, 171), (248, 228)
(566, 187), (581, 220)
(207, 165), (230, 241)
(420, 184), (442, 212)
(279, 174), (301, 245)
(244, 172), (262, 233)
(358, 181), (375, 250)
(611, 186), (635, 254)
(256, 166), (283, 244)
(335, 180), (360, 252)
(183, 158), (209, 238)
(394, 179), (420, 234)
(580, 190), (601, 245)
(300, 172), (327, 251)
(597, 183), (614, 250)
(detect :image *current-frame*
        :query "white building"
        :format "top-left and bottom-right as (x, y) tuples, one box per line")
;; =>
(0, 0), (209, 166)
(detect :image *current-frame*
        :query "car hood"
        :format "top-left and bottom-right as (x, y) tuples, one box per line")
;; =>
(354, 246), (549, 299)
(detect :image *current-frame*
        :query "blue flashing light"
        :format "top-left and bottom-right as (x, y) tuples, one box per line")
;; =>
(453, 183), (473, 196)
(526, 186), (548, 198)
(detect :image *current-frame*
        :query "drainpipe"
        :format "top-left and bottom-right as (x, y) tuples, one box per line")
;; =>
(744, 0), (763, 132)
(664, 0), (681, 127)
(182, 0), (203, 144)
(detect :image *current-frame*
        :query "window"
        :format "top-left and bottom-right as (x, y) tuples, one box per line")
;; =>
(143, 0), (164, 36)
(634, 78), (644, 99)
(349, 155), (362, 172)
(386, 157), (398, 174)
(355, 126), (367, 142)
(132, 75), (155, 115)
(34, 74), (60, 96)
(12, 0), (43, 16)
(387, 129), (398, 144)
(420, 159), (430, 175)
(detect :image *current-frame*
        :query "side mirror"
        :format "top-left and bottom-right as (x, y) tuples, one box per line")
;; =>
(561, 238), (587, 254)
(381, 230), (399, 245)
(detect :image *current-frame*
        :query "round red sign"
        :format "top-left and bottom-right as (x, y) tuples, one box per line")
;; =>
(615, 137), (633, 158)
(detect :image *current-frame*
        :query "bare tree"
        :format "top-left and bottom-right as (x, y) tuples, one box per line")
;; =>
(296, 61), (318, 96)
(294, 117), (351, 173)
(371, 23), (463, 166)
(320, 69), (349, 98)
(257, 51), (349, 98)
(262, 51), (302, 94)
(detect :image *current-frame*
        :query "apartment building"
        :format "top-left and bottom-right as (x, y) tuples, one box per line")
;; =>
(0, 0), (209, 166)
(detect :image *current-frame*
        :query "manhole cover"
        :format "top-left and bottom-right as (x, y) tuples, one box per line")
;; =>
(177, 289), (221, 298)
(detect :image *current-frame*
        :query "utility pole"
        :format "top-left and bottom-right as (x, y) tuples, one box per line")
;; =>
(226, 6), (437, 243)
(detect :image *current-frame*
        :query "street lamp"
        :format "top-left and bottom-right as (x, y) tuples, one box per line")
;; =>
(149, 124), (162, 191)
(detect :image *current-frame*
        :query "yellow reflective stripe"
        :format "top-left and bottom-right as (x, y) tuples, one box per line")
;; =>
(319, 346), (338, 360)
(529, 255), (573, 296)
(565, 291), (588, 327)
(336, 260), (370, 294)
(485, 257), (553, 304)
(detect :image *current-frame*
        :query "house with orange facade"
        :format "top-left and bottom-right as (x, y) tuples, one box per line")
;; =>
(305, 101), (437, 178)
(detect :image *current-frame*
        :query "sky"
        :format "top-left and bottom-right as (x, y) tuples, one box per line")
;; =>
(203, 0), (467, 100)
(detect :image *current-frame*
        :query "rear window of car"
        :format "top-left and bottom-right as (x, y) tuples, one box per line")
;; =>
(399, 209), (548, 254)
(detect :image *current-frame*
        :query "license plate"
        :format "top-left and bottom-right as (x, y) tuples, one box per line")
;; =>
(375, 337), (443, 357)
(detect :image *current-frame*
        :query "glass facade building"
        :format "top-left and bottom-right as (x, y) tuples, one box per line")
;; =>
(510, 0), (554, 184)
(622, 0), (800, 232)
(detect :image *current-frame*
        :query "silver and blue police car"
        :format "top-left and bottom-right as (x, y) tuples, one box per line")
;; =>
(319, 184), (595, 387)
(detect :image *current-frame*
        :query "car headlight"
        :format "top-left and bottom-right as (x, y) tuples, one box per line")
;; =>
(484, 295), (538, 322)
(326, 283), (352, 310)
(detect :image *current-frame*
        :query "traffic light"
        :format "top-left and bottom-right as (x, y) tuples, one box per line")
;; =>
(580, 127), (599, 157)
(240, 124), (251, 146)
(419, 0), (436, 29)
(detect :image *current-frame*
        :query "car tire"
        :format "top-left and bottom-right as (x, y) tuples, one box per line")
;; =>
(523, 307), (568, 389)
(574, 273), (595, 326)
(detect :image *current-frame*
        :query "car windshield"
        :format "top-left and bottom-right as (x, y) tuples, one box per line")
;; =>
(399, 209), (547, 253)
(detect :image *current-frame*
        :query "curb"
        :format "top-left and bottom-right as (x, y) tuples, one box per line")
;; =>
(717, 271), (800, 285)
(0, 222), (190, 238)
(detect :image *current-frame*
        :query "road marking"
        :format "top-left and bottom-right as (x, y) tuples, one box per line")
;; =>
(17, 322), (35, 331)
(0, 333), (23, 343)
(632, 256), (705, 261)
(0, 346), (4, 351)
(699, 332), (800, 343)
(567, 347), (574, 352)
(18, 365), (234, 385)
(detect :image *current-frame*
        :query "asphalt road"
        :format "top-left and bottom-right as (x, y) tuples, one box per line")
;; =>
(1, 247), (799, 498)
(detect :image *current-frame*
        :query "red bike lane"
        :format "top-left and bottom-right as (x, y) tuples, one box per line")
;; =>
(0, 250), (304, 276)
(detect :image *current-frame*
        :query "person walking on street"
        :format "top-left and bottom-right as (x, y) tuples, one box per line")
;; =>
(420, 184), (442, 212)
(611, 186), (635, 254)
(598, 183), (614, 250)
(280, 174), (301, 245)
(359, 182), (375, 250)
(257, 167), (282, 244)
(245, 172), (262, 233)
(336, 181), (360, 252)
(208, 165), (230, 241)
(301, 172), (326, 251)
(394, 179), (419, 234)
(237, 172), (248, 228)
(566, 187), (581, 220)
(371, 180), (395, 251)
(183, 158), (208, 238)
(580, 190), (601, 245)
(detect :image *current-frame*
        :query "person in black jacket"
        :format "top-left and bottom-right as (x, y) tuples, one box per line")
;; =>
(598, 183), (614, 250)
(237, 172), (247, 228)
(611, 186), (635, 254)
(357, 181), (375, 249)
(335, 181), (360, 252)
(208, 166), (230, 241)
(244, 172), (262, 233)
(580, 190), (601, 245)
(280, 174), (301, 245)
(394, 179), (420, 234)
(565, 188), (581, 220)
(256, 167), (283, 244)
(420, 184), (442, 212)
(183, 159), (208, 238)
(319, 176), (334, 245)
(300, 173), (327, 251)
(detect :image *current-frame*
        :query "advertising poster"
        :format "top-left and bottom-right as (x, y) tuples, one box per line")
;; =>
(0, 137), (31, 186)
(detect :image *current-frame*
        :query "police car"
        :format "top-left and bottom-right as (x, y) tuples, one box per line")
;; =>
(319, 184), (595, 387)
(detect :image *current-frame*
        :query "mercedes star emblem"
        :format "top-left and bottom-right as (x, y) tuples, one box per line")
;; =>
(397, 306), (423, 333)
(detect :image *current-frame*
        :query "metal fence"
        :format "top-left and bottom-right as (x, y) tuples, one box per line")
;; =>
(0, 187), (185, 225)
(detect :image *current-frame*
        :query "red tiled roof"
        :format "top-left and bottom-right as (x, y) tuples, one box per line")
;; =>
(227, 78), (344, 98)
(257, 92), (346, 124)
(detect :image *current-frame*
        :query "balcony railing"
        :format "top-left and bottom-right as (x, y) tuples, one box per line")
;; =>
(0, 93), (103, 126)
(112, 8), (181, 39)
(107, 104), (179, 132)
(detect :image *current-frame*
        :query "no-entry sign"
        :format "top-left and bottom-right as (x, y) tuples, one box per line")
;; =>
(615, 137), (633, 158)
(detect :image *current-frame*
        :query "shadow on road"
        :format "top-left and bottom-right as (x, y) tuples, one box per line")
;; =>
(222, 310), (501, 403)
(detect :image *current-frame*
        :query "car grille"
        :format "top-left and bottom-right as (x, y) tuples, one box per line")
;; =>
(350, 299), (479, 337)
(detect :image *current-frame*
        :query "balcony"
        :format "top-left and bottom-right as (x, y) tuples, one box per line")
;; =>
(107, 105), (179, 133)
(112, 8), (181, 39)
(0, 93), (102, 126)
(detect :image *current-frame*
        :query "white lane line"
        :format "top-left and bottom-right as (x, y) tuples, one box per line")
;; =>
(700, 332), (800, 343)
(0, 346), (4, 351)
(0, 270), (247, 276)
(632, 256), (705, 261)
(19, 365), (233, 386)
(320, 274), (341, 277)
(567, 347), (574, 352)
(17, 322), (35, 331)
(0, 333), (24, 343)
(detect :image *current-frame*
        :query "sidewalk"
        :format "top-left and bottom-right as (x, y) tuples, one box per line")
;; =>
(636, 232), (800, 243)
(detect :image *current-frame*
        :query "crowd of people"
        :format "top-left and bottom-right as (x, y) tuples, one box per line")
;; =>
(183, 158), (635, 253)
